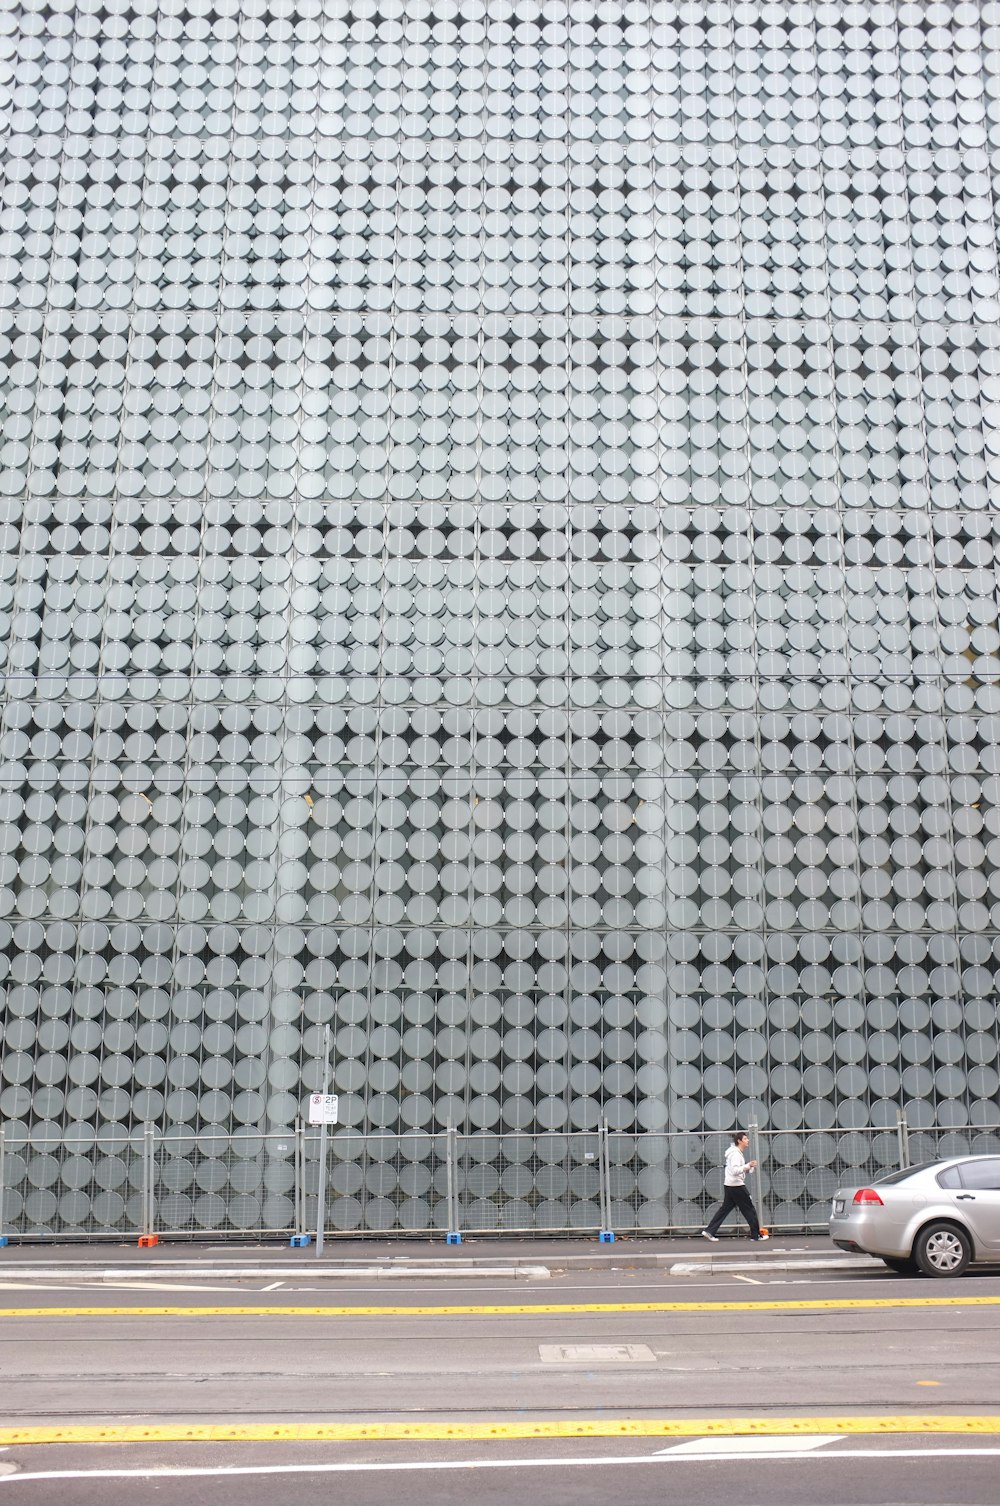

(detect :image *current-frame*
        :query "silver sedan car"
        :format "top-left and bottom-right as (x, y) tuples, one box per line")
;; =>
(829, 1155), (1000, 1276)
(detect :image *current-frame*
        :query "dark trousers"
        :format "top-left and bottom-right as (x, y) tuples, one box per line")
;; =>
(705, 1183), (760, 1238)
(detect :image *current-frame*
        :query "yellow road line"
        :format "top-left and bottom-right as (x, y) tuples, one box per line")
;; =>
(3, 1295), (1000, 1319)
(0, 1416), (998, 1447)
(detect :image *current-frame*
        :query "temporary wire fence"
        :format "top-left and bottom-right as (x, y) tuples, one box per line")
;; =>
(1, 1119), (999, 1242)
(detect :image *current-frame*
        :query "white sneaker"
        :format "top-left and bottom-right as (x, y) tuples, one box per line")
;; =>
(701, 1230), (719, 1242)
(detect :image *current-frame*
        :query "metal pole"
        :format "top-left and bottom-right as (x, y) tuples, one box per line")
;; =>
(443, 1124), (462, 1242)
(598, 1119), (614, 1240)
(315, 1024), (331, 1259)
(445, 1123), (456, 1236)
(0, 1127), (6, 1244)
(597, 1124), (607, 1232)
(747, 1120), (764, 1230)
(897, 1109), (909, 1170)
(142, 1124), (154, 1238)
(293, 1115), (303, 1237)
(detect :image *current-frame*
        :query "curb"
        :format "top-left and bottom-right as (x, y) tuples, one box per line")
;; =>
(0, 1264), (553, 1282)
(0, 1247), (840, 1269)
(669, 1257), (874, 1275)
(557, 1249), (869, 1269)
(0, 1252), (871, 1281)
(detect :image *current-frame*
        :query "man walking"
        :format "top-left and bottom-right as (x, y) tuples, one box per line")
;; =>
(701, 1131), (769, 1241)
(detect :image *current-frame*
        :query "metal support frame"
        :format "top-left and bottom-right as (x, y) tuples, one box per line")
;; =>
(294, 1116), (302, 1234)
(315, 1024), (331, 1260)
(0, 1126), (7, 1246)
(142, 1124), (155, 1239)
(0, 1111), (956, 1244)
(289, 1117), (311, 1246)
(598, 1120), (614, 1241)
(747, 1121), (764, 1231)
(445, 1124), (460, 1242)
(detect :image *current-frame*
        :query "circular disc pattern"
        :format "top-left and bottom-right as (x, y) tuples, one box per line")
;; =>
(1, 0), (1000, 1234)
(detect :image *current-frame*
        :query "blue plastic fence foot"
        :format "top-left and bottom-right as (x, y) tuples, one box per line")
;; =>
(598, 1230), (616, 1243)
(290, 1233), (312, 1247)
(0, 1237), (8, 1248)
(446, 1232), (462, 1245)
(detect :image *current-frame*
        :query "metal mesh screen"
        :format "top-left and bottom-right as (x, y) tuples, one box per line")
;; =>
(755, 1129), (903, 1228)
(906, 1127), (1000, 1167)
(606, 1132), (735, 1231)
(0, 1126), (144, 1236)
(7, 1122), (1000, 1240)
(153, 1129), (296, 1235)
(305, 1130), (451, 1235)
(455, 1132), (604, 1232)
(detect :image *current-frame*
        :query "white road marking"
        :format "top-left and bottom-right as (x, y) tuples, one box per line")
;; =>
(0, 1285), (104, 1294)
(260, 1283), (284, 1292)
(0, 1273), (864, 1296)
(185, 1278), (790, 1297)
(657, 1435), (841, 1455)
(3, 1447), (1000, 1483)
(0, 1273), (901, 1307)
(47, 1279), (768, 1298)
(92, 1282), (261, 1295)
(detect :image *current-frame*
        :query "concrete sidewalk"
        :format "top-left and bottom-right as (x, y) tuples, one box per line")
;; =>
(0, 1232), (875, 1279)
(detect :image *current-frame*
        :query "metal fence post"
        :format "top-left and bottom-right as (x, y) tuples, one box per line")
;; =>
(315, 1023), (331, 1259)
(598, 1120), (614, 1242)
(748, 1121), (765, 1230)
(445, 1124), (461, 1243)
(0, 1126), (7, 1245)
(142, 1123), (154, 1238)
(897, 1110), (909, 1170)
(293, 1116), (303, 1237)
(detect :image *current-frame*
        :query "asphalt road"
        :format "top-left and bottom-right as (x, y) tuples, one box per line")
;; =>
(0, 1262), (997, 1504)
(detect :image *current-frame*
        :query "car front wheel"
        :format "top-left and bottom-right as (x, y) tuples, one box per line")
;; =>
(913, 1222), (971, 1278)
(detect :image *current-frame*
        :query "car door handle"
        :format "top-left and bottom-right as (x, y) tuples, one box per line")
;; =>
(956, 1194), (976, 1201)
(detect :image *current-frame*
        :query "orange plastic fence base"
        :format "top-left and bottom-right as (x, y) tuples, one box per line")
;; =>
(137, 1235), (159, 1248)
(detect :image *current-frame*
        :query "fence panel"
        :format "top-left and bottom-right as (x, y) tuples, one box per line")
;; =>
(606, 1132), (733, 1231)
(755, 1129), (903, 1227)
(3, 1120), (999, 1239)
(0, 1124), (145, 1237)
(904, 1125), (1000, 1167)
(303, 1130), (450, 1234)
(454, 1133), (603, 1232)
(153, 1129), (296, 1235)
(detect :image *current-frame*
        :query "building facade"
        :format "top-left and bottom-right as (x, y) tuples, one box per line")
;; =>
(1, 0), (1000, 1234)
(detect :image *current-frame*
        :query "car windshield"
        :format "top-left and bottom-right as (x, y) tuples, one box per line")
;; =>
(874, 1163), (935, 1185)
